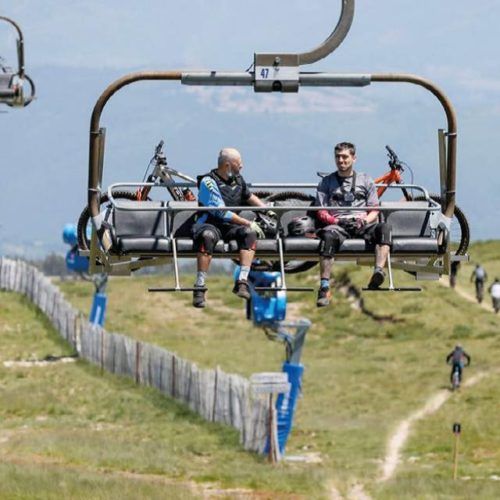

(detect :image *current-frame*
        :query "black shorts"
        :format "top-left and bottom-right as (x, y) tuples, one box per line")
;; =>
(192, 222), (257, 251)
(318, 221), (392, 248)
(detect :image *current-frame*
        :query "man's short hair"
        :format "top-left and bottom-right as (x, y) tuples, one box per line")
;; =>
(218, 148), (240, 167)
(334, 142), (356, 156)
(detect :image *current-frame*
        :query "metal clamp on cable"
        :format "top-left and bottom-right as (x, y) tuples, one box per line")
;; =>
(254, 54), (300, 92)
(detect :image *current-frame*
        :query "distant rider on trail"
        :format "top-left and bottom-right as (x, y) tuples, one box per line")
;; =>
(470, 264), (487, 303)
(488, 277), (500, 313)
(446, 344), (471, 386)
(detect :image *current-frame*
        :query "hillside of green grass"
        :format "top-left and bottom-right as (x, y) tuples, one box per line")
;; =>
(2, 241), (500, 498)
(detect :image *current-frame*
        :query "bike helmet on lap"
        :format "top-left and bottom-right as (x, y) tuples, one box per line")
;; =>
(287, 216), (316, 236)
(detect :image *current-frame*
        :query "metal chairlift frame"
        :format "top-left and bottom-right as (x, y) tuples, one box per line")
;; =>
(85, 0), (458, 281)
(0, 15), (35, 107)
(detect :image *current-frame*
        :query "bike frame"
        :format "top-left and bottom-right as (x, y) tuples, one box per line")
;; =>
(136, 143), (196, 202)
(375, 169), (404, 199)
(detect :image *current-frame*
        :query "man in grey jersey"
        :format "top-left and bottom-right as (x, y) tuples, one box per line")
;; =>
(314, 142), (392, 307)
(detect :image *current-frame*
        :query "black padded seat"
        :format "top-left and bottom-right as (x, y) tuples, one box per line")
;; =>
(256, 239), (279, 252)
(381, 201), (432, 237)
(112, 200), (167, 254)
(283, 236), (438, 255)
(392, 238), (438, 253)
(283, 237), (368, 254)
(108, 198), (442, 257)
(169, 201), (199, 238)
(117, 237), (171, 254)
(113, 200), (167, 236)
(0, 74), (15, 98)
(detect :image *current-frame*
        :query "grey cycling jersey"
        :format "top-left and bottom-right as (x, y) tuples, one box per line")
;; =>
(315, 171), (379, 220)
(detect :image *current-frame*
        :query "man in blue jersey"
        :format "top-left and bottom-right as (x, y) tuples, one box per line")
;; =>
(191, 148), (267, 308)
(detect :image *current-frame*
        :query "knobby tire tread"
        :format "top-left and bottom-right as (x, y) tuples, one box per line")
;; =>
(413, 194), (470, 255)
(77, 191), (139, 251)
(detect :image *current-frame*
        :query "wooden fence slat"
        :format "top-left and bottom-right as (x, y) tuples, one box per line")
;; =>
(0, 258), (270, 453)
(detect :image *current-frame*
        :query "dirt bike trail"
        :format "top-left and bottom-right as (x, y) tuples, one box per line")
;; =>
(378, 371), (494, 483)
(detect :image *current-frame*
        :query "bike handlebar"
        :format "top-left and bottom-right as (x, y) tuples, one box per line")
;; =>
(154, 140), (164, 156)
(385, 144), (404, 171)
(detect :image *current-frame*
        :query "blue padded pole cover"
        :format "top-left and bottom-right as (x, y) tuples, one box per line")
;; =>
(265, 361), (304, 455)
(89, 293), (107, 326)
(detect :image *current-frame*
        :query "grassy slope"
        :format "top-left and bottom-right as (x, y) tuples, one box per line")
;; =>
(2, 241), (499, 498)
(0, 293), (320, 499)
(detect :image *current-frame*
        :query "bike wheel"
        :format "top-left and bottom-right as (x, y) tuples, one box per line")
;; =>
(265, 191), (318, 275)
(77, 191), (140, 251)
(412, 194), (470, 255)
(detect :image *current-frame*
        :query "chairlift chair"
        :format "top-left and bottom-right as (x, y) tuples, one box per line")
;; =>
(82, 0), (464, 292)
(0, 16), (35, 107)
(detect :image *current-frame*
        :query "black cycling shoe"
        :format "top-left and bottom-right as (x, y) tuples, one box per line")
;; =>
(233, 280), (251, 300)
(368, 267), (386, 289)
(192, 288), (206, 308)
(316, 287), (331, 307)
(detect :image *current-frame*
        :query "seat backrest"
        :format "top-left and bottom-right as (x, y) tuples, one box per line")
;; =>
(0, 73), (14, 89)
(112, 200), (166, 237)
(168, 201), (198, 237)
(381, 201), (433, 237)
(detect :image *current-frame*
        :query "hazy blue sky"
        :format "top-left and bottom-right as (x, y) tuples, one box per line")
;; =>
(1, 1), (499, 256)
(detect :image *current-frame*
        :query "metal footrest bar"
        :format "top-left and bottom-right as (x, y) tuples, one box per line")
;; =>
(148, 287), (207, 293)
(361, 252), (421, 290)
(361, 287), (422, 292)
(254, 286), (314, 292)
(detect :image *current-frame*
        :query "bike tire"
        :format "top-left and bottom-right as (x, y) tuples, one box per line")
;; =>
(412, 194), (470, 255)
(77, 191), (140, 251)
(265, 191), (318, 275)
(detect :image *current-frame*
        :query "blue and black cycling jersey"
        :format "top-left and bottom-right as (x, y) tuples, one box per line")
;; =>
(195, 169), (252, 227)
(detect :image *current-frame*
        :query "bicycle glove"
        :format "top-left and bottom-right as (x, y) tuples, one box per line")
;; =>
(317, 209), (338, 226)
(249, 221), (266, 239)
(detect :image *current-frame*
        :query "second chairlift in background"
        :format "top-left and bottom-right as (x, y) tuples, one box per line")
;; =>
(0, 16), (35, 108)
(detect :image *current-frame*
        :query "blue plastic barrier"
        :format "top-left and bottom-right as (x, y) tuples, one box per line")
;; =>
(89, 292), (107, 326)
(274, 362), (304, 454)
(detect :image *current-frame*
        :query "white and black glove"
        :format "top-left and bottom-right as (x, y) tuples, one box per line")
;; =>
(249, 221), (266, 239)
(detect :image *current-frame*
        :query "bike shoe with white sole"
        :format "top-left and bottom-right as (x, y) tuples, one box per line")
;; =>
(368, 267), (386, 290)
(316, 287), (331, 307)
(192, 288), (207, 308)
(232, 280), (251, 300)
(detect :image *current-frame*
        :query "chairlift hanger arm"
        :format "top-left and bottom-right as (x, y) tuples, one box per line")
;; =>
(371, 73), (457, 219)
(0, 16), (24, 77)
(88, 71), (182, 219)
(88, 71), (455, 224)
(253, 0), (355, 91)
(297, 0), (355, 65)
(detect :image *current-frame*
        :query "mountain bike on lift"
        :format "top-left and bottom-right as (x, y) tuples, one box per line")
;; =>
(77, 140), (197, 251)
(375, 146), (469, 256)
(77, 140), (277, 252)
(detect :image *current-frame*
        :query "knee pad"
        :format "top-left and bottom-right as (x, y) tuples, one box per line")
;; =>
(198, 229), (218, 255)
(375, 223), (392, 246)
(319, 230), (340, 257)
(237, 227), (257, 251)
